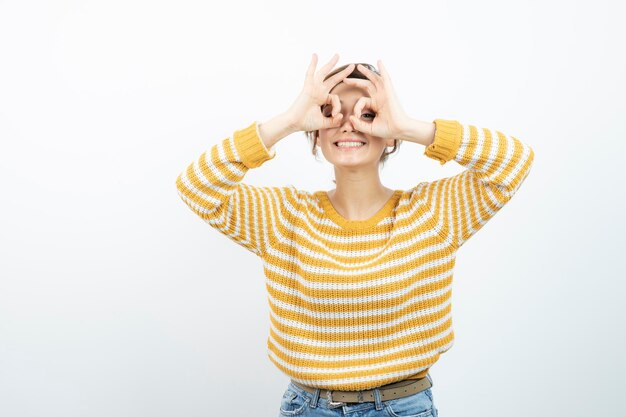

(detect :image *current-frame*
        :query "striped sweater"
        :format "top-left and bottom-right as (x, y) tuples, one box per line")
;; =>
(175, 119), (534, 390)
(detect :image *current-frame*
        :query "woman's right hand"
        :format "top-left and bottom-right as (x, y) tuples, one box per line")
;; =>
(285, 53), (355, 133)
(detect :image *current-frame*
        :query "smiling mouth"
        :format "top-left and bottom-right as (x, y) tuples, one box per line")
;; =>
(333, 141), (367, 147)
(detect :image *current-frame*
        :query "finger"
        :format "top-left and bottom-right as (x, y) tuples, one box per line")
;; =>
(305, 53), (318, 82)
(331, 113), (344, 127)
(329, 94), (341, 117)
(325, 113), (344, 129)
(353, 96), (372, 120)
(357, 64), (382, 90)
(341, 78), (377, 95)
(322, 63), (355, 91)
(349, 114), (372, 135)
(377, 59), (393, 84)
(319, 53), (340, 77)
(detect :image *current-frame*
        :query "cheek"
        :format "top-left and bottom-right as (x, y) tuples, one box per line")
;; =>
(317, 129), (335, 144)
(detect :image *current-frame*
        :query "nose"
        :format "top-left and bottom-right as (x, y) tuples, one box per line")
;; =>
(340, 112), (357, 132)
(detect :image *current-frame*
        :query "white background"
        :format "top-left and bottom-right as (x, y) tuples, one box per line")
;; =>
(1, 1), (624, 416)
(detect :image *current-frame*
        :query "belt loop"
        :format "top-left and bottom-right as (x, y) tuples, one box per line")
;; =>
(309, 388), (320, 408)
(426, 373), (433, 386)
(373, 387), (383, 411)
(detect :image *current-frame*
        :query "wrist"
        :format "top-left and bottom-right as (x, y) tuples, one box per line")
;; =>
(398, 118), (436, 147)
(258, 112), (297, 149)
(280, 111), (300, 134)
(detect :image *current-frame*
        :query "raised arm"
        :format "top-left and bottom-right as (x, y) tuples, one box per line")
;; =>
(412, 119), (535, 249)
(175, 53), (360, 256)
(175, 121), (295, 257)
(341, 61), (535, 250)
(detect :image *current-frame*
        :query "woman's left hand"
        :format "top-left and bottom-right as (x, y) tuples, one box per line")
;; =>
(342, 61), (412, 140)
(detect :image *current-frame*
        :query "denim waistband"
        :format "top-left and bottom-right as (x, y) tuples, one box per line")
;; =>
(286, 374), (433, 411)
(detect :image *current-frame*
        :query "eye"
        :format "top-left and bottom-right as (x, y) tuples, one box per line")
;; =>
(362, 112), (376, 120)
(321, 105), (333, 117)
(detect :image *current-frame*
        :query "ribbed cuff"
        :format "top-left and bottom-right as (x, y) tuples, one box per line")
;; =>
(423, 119), (462, 165)
(233, 121), (276, 169)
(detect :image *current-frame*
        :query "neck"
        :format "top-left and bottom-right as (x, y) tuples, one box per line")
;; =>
(327, 169), (394, 220)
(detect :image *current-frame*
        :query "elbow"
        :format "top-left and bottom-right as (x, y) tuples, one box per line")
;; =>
(525, 144), (535, 175)
(175, 173), (185, 193)
(527, 144), (535, 166)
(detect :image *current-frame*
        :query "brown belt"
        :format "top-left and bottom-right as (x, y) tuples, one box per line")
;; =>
(291, 375), (432, 407)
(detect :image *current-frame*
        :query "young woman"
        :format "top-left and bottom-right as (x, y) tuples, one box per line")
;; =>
(176, 53), (534, 417)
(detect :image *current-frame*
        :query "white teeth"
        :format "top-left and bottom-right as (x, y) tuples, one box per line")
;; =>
(336, 142), (365, 148)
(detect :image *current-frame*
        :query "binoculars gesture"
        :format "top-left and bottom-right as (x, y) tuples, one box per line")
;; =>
(341, 61), (412, 141)
(285, 53), (355, 133)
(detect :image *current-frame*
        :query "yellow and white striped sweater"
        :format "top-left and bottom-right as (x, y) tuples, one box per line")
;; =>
(175, 119), (534, 390)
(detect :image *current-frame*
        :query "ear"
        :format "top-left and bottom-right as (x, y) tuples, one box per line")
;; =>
(385, 138), (396, 147)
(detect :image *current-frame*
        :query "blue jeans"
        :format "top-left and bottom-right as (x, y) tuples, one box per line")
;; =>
(278, 375), (439, 417)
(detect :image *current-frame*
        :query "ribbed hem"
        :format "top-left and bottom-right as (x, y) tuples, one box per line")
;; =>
(405, 368), (430, 380)
(423, 119), (462, 165)
(233, 121), (276, 169)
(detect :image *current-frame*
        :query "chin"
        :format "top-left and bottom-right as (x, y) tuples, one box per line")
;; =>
(328, 158), (379, 169)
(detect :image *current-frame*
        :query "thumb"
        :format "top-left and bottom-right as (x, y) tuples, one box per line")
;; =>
(324, 113), (344, 128)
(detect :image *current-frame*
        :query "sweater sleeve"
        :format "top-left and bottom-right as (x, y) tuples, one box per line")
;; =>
(411, 119), (535, 250)
(175, 121), (295, 257)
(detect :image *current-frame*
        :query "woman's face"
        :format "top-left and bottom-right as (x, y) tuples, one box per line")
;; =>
(317, 82), (395, 168)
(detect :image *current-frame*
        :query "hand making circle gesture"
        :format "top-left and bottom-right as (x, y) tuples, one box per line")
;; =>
(341, 61), (412, 141)
(285, 53), (356, 133)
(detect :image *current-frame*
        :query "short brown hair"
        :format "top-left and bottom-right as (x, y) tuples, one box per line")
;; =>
(304, 63), (401, 168)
